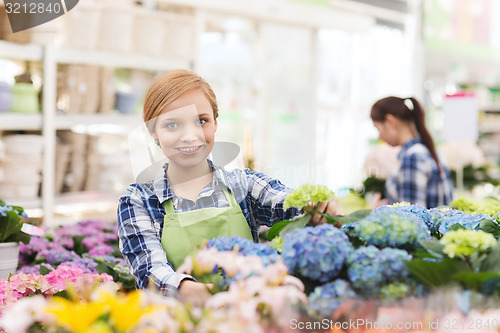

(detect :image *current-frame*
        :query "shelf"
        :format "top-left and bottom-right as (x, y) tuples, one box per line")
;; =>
(481, 105), (500, 113)
(0, 113), (43, 130)
(0, 113), (142, 132)
(5, 191), (120, 210)
(0, 40), (191, 71)
(55, 48), (191, 71)
(55, 113), (142, 131)
(479, 124), (500, 133)
(0, 40), (43, 61)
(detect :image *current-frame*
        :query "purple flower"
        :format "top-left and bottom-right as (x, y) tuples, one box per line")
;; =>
(36, 249), (79, 265)
(88, 244), (115, 257)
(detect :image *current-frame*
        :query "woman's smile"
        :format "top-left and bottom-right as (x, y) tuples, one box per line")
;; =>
(176, 145), (203, 155)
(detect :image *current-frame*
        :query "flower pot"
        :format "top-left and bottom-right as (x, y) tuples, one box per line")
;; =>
(0, 242), (20, 279)
(10, 83), (39, 113)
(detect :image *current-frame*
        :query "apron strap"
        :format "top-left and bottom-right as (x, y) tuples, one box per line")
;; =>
(163, 186), (238, 213)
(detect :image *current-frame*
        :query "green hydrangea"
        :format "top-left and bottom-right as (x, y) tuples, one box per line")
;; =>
(440, 229), (497, 259)
(283, 184), (335, 210)
(387, 201), (410, 207)
(451, 198), (500, 222)
(380, 282), (411, 301)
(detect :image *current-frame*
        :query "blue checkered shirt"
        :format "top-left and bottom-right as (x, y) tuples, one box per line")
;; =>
(117, 160), (299, 294)
(385, 138), (453, 208)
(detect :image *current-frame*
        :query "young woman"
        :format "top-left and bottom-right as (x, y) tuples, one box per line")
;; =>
(370, 96), (453, 208)
(117, 69), (340, 302)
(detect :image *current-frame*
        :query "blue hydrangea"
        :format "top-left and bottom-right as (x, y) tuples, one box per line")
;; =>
(378, 248), (412, 281)
(281, 224), (353, 282)
(375, 204), (432, 229)
(434, 210), (495, 234)
(308, 279), (356, 317)
(346, 246), (412, 296)
(355, 208), (430, 248)
(206, 236), (280, 266)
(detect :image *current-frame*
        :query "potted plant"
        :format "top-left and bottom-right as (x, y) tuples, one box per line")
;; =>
(0, 199), (31, 279)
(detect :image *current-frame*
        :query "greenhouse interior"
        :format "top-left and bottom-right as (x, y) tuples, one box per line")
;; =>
(1, 0), (500, 332)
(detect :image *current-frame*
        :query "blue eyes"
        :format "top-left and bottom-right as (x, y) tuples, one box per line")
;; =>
(164, 119), (207, 129)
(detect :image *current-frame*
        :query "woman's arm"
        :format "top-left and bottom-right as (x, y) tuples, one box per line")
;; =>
(117, 185), (194, 294)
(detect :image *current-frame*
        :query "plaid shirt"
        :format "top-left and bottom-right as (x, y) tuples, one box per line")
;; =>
(385, 138), (453, 208)
(117, 160), (299, 293)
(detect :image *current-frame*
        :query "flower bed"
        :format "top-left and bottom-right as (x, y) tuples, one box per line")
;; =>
(1, 189), (500, 332)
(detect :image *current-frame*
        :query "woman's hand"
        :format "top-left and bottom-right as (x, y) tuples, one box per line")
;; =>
(371, 192), (387, 209)
(310, 198), (343, 226)
(178, 279), (214, 306)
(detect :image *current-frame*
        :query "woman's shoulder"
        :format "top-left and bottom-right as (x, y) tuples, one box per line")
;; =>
(119, 181), (156, 200)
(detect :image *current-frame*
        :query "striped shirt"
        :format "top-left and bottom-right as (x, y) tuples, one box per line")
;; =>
(117, 160), (299, 294)
(385, 137), (454, 208)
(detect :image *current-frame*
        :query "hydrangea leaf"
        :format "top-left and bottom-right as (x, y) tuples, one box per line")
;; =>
(479, 219), (500, 238)
(405, 258), (469, 287)
(267, 219), (294, 241)
(279, 214), (310, 238)
(39, 265), (53, 276)
(418, 239), (445, 257)
(447, 223), (467, 232)
(480, 243), (500, 272)
(452, 271), (500, 291)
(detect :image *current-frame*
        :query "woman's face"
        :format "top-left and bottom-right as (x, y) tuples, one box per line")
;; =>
(372, 119), (398, 146)
(153, 89), (217, 170)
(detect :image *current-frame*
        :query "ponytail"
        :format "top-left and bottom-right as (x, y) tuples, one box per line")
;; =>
(408, 97), (442, 172)
(371, 96), (442, 172)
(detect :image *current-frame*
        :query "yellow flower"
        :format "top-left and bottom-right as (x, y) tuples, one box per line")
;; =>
(44, 297), (106, 333)
(101, 290), (158, 332)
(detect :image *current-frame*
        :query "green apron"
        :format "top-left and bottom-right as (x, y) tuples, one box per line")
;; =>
(161, 187), (253, 270)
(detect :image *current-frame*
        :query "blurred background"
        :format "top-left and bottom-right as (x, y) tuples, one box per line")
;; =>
(0, 0), (499, 225)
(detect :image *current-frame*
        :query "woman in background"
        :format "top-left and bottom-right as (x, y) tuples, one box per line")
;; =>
(370, 96), (453, 208)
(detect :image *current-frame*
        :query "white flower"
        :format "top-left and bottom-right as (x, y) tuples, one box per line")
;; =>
(438, 140), (486, 170)
(363, 144), (400, 179)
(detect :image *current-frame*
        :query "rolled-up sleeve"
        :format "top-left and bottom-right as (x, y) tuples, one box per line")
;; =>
(243, 169), (300, 226)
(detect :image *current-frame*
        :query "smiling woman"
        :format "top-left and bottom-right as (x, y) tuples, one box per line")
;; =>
(117, 69), (342, 304)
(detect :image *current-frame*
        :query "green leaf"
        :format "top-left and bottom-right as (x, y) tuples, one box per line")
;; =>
(323, 209), (372, 225)
(418, 238), (445, 256)
(95, 261), (118, 280)
(453, 271), (500, 291)
(267, 214), (309, 240)
(267, 220), (293, 241)
(5, 231), (31, 244)
(480, 243), (500, 272)
(479, 219), (500, 238)
(72, 235), (89, 255)
(279, 214), (311, 238)
(0, 210), (22, 242)
(448, 223), (466, 232)
(405, 258), (469, 287)
(39, 265), (53, 276)
(52, 290), (71, 300)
